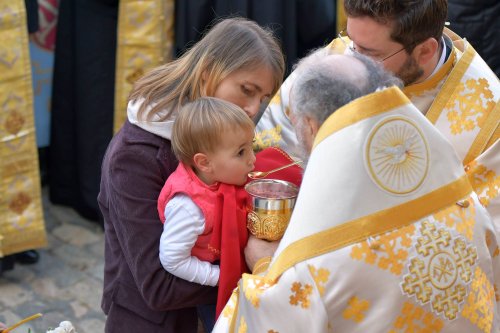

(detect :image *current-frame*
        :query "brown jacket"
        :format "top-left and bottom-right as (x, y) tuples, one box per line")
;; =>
(98, 120), (217, 332)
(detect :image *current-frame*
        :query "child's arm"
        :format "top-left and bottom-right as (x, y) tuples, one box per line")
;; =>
(159, 193), (220, 286)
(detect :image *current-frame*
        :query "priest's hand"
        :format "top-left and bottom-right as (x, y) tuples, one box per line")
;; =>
(244, 235), (279, 272)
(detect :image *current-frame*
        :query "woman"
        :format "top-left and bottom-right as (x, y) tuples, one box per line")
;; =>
(98, 17), (284, 333)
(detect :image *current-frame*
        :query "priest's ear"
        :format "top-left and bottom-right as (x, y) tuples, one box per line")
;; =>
(307, 116), (321, 138)
(302, 115), (321, 154)
(193, 153), (212, 173)
(413, 37), (439, 66)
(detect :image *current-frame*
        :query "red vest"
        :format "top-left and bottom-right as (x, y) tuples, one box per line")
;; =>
(158, 163), (221, 262)
(157, 163), (249, 317)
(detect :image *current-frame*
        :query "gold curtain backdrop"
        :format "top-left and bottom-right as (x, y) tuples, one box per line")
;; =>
(336, 0), (346, 34)
(113, 0), (175, 133)
(0, 0), (47, 256)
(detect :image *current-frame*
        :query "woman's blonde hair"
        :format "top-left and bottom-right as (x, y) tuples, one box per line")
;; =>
(129, 17), (285, 121)
(172, 97), (255, 166)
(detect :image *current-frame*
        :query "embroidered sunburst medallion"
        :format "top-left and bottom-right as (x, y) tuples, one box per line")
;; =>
(365, 116), (429, 195)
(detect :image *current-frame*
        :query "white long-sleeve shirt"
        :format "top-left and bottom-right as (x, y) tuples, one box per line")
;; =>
(159, 193), (220, 286)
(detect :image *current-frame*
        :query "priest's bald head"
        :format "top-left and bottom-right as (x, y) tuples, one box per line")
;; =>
(290, 51), (402, 162)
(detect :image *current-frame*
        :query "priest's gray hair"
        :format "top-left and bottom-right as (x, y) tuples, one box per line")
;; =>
(290, 50), (402, 125)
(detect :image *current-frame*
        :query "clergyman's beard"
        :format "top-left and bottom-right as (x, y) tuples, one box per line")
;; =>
(396, 55), (424, 86)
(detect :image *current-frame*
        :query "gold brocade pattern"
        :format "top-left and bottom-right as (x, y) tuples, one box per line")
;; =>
(484, 231), (500, 261)
(466, 160), (500, 208)
(461, 266), (495, 333)
(336, 0), (346, 34)
(253, 125), (283, 151)
(270, 91), (281, 105)
(113, 0), (175, 132)
(222, 292), (237, 319)
(267, 176), (472, 283)
(4, 98), (25, 135)
(433, 198), (476, 240)
(9, 191), (31, 215)
(0, 0), (46, 256)
(342, 296), (370, 323)
(289, 282), (313, 309)
(237, 317), (247, 333)
(389, 301), (444, 333)
(350, 225), (416, 275)
(242, 274), (274, 308)
(247, 208), (292, 241)
(402, 221), (477, 320)
(307, 265), (330, 296)
(445, 78), (494, 135)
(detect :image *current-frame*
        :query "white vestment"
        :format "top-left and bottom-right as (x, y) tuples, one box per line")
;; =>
(214, 87), (500, 333)
(255, 29), (500, 236)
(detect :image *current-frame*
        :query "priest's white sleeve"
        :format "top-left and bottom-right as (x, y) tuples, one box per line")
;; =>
(213, 261), (328, 332)
(159, 193), (220, 286)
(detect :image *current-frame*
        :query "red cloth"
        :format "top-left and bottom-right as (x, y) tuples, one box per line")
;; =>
(212, 184), (249, 317)
(252, 147), (303, 187)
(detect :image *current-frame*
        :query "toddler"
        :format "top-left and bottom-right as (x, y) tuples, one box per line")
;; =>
(157, 97), (255, 330)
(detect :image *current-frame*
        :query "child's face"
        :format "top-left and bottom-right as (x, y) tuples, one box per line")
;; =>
(207, 128), (256, 186)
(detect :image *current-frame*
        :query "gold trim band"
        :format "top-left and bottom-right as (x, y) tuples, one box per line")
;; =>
(0, 0), (47, 256)
(252, 256), (272, 275)
(403, 48), (456, 96)
(113, 0), (175, 132)
(425, 43), (476, 125)
(266, 175), (472, 281)
(228, 288), (240, 332)
(313, 87), (410, 149)
(464, 101), (500, 165)
(485, 125), (500, 151)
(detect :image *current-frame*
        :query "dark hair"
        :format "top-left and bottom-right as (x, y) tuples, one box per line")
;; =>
(344, 0), (447, 52)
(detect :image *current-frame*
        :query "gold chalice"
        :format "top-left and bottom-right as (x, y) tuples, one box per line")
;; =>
(245, 179), (299, 241)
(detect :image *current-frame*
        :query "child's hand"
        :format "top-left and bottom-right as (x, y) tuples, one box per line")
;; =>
(0, 321), (7, 330)
(244, 235), (279, 271)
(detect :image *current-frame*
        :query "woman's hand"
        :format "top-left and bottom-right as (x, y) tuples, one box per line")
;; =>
(244, 235), (279, 271)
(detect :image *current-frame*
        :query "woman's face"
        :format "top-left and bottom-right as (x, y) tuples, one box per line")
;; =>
(213, 66), (275, 119)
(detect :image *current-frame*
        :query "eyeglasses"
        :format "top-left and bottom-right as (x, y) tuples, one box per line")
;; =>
(338, 30), (407, 62)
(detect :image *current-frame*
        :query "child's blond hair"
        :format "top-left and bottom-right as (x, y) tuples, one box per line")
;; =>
(172, 97), (255, 166)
